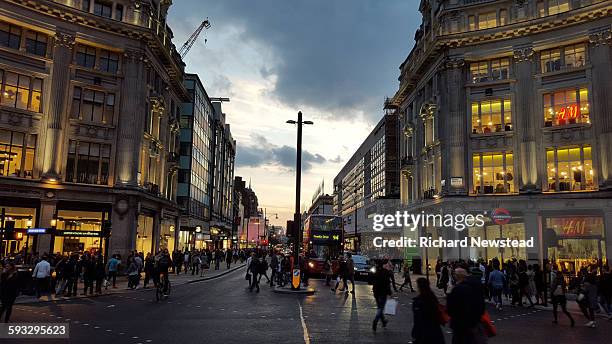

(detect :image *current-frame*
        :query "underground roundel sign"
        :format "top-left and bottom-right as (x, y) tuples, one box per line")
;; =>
(491, 208), (511, 225)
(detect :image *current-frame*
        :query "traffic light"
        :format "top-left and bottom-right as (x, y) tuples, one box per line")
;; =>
(102, 220), (112, 238)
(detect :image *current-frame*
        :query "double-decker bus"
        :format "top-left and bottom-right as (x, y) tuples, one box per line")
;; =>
(302, 214), (344, 275)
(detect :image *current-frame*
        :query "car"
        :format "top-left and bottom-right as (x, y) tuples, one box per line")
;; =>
(352, 254), (375, 282)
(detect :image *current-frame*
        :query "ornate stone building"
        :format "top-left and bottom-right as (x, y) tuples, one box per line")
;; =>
(0, 0), (187, 258)
(390, 0), (611, 273)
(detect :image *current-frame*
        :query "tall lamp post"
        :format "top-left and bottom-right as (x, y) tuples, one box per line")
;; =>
(287, 111), (313, 290)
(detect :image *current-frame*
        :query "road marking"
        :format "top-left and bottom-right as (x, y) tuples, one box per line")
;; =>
(297, 301), (310, 344)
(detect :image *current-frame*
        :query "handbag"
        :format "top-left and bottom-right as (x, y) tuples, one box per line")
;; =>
(245, 273), (251, 281)
(480, 311), (497, 337)
(384, 298), (398, 316)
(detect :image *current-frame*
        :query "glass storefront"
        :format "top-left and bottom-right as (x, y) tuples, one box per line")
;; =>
(53, 210), (106, 255)
(0, 206), (37, 256)
(545, 215), (606, 275)
(178, 230), (191, 251)
(159, 221), (176, 252)
(136, 214), (154, 255)
(468, 219), (527, 262)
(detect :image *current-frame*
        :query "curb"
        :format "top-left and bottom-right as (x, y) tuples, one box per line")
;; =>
(272, 286), (316, 295)
(186, 264), (246, 284)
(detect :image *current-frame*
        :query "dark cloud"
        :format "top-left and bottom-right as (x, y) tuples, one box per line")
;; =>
(169, 1), (420, 123)
(236, 134), (326, 171)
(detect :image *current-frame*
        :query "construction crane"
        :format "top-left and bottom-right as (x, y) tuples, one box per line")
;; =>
(179, 19), (211, 59)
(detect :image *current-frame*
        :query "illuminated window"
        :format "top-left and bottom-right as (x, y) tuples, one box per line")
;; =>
(0, 70), (42, 112)
(99, 49), (119, 73)
(470, 58), (509, 83)
(66, 140), (111, 185)
(548, 0), (570, 15)
(541, 44), (586, 73)
(0, 22), (21, 50)
(71, 87), (115, 124)
(471, 99), (512, 134)
(473, 152), (514, 194)
(546, 146), (594, 192)
(478, 12), (497, 30)
(543, 87), (589, 126)
(75, 45), (96, 68)
(537, 0), (545, 17)
(0, 129), (36, 178)
(25, 31), (48, 56)
(468, 15), (476, 31)
(499, 10), (508, 25)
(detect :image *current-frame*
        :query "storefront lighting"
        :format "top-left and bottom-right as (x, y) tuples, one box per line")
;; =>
(26, 219), (33, 227)
(169, 225), (175, 232)
(50, 219), (57, 227)
(195, 226), (201, 233)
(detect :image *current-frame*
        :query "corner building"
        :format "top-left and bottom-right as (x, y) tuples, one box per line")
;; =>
(391, 0), (611, 274)
(0, 0), (187, 258)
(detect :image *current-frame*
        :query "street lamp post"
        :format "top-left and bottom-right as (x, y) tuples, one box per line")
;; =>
(287, 111), (313, 290)
(24, 218), (32, 263)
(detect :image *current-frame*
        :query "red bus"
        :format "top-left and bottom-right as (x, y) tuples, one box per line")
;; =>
(302, 214), (344, 275)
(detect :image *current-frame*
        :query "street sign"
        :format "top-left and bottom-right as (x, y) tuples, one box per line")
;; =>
(26, 228), (49, 235)
(292, 268), (301, 289)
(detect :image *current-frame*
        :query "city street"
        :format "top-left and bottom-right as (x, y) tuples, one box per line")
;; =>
(5, 267), (612, 344)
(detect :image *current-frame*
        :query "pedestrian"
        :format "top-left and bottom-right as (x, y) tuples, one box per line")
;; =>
(332, 256), (347, 292)
(518, 261), (534, 307)
(533, 264), (544, 305)
(226, 249), (232, 269)
(550, 265), (575, 327)
(345, 253), (356, 294)
(412, 277), (445, 344)
(372, 261), (392, 332)
(438, 262), (450, 294)
(191, 252), (200, 275)
(384, 257), (397, 292)
(126, 257), (139, 289)
(106, 254), (120, 288)
(246, 252), (254, 288)
(215, 249), (222, 270)
(577, 266), (598, 328)
(270, 251), (279, 287)
(82, 253), (95, 295)
(248, 254), (261, 292)
(143, 253), (155, 288)
(446, 267), (487, 344)
(323, 255), (333, 287)
(599, 265), (612, 319)
(399, 261), (415, 292)
(183, 250), (190, 275)
(32, 255), (51, 299)
(258, 255), (270, 284)
(0, 262), (19, 322)
(488, 259), (505, 310)
(94, 255), (106, 294)
(63, 254), (78, 297)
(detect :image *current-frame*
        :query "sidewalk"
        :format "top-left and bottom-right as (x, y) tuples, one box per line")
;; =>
(16, 263), (246, 304)
(392, 271), (612, 320)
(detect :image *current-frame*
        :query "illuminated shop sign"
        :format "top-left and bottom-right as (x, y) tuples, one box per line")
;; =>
(556, 104), (579, 120)
(55, 230), (102, 237)
(27, 228), (49, 234)
(547, 216), (603, 237)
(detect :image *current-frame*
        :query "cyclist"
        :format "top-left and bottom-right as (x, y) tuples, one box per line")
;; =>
(154, 249), (172, 296)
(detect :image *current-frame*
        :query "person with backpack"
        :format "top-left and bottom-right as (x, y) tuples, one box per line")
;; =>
(412, 277), (445, 344)
(248, 254), (261, 292)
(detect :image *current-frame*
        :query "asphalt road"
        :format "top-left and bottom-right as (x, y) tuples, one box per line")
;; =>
(5, 267), (612, 344)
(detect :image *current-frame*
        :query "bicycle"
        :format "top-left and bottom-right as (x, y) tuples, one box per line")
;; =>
(155, 273), (171, 301)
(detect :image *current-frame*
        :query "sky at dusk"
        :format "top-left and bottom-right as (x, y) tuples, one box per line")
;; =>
(167, 1), (422, 226)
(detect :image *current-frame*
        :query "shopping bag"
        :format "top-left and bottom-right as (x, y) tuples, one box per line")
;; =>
(384, 298), (398, 315)
(481, 311), (497, 337)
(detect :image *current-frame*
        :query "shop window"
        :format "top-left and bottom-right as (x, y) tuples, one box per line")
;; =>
(0, 70), (42, 112)
(470, 58), (509, 83)
(71, 86), (114, 124)
(473, 152), (514, 194)
(115, 4), (123, 21)
(54, 210), (105, 255)
(546, 146), (594, 192)
(0, 129), (36, 178)
(75, 44), (96, 69)
(543, 87), (589, 126)
(0, 22), (21, 50)
(137, 215), (154, 255)
(541, 44), (585, 73)
(478, 12), (497, 30)
(548, 0), (570, 15)
(471, 99), (512, 134)
(93, 0), (113, 18)
(99, 49), (119, 73)
(66, 140), (111, 185)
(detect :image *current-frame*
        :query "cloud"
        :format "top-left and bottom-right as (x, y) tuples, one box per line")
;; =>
(169, 1), (420, 123)
(236, 134), (326, 171)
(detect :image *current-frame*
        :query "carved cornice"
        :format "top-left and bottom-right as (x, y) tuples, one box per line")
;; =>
(123, 49), (148, 63)
(513, 47), (534, 62)
(444, 57), (465, 69)
(589, 28), (612, 46)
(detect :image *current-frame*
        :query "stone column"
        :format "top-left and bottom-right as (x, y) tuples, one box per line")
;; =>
(108, 198), (138, 258)
(523, 209), (540, 264)
(41, 31), (74, 180)
(604, 203), (612, 263)
(513, 46), (539, 192)
(443, 58), (467, 195)
(115, 49), (146, 186)
(36, 201), (57, 254)
(588, 28), (612, 189)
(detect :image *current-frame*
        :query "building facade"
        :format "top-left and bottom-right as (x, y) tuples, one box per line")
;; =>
(177, 73), (213, 250)
(391, 0), (611, 274)
(0, 0), (188, 259)
(333, 112), (400, 252)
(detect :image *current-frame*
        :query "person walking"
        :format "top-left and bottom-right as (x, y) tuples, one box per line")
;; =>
(399, 262), (415, 292)
(446, 267), (487, 344)
(0, 262), (19, 322)
(412, 277), (445, 344)
(270, 251), (279, 287)
(258, 255), (270, 284)
(63, 254), (78, 297)
(143, 253), (155, 288)
(578, 266), (598, 328)
(248, 254), (260, 292)
(126, 257), (139, 289)
(323, 255), (333, 287)
(372, 261), (392, 332)
(533, 264), (544, 305)
(82, 253), (95, 295)
(183, 250), (190, 275)
(345, 253), (356, 294)
(550, 265), (574, 327)
(106, 255), (120, 288)
(332, 256), (347, 292)
(94, 255), (106, 294)
(226, 249), (232, 269)
(32, 255), (51, 299)
(488, 259), (505, 310)
(599, 265), (612, 319)
(438, 262), (450, 295)
(384, 258), (398, 292)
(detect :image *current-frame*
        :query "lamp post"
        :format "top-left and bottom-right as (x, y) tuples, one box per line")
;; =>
(49, 217), (57, 255)
(24, 218), (32, 263)
(287, 111), (313, 290)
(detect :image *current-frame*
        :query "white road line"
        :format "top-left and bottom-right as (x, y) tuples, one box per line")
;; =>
(297, 301), (310, 344)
